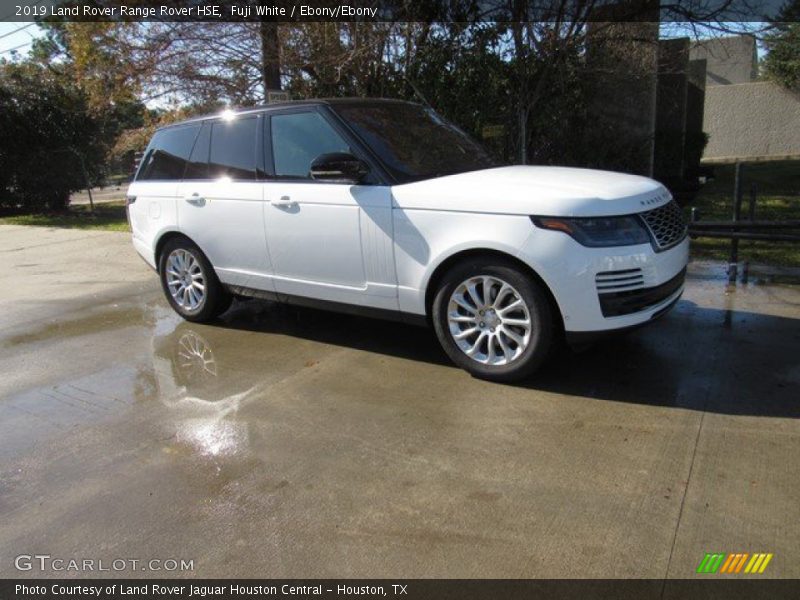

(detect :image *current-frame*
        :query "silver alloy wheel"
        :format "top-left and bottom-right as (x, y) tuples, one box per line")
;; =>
(447, 275), (533, 365)
(166, 248), (206, 311)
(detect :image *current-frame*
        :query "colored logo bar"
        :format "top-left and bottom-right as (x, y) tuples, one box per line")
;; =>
(697, 553), (773, 574)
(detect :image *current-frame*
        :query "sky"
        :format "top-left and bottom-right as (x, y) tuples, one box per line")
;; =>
(0, 21), (41, 58)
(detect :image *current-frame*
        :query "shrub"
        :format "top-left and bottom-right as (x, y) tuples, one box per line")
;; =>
(0, 63), (106, 211)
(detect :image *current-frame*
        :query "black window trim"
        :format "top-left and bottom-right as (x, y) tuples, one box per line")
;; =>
(265, 105), (391, 185)
(181, 120), (211, 181)
(255, 113), (267, 180)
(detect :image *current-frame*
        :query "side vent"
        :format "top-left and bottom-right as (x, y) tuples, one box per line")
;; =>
(595, 268), (645, 293)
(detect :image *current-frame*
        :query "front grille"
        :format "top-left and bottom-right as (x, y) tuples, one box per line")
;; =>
(598, 268), (686, 317)
(640, 200), (687, 251)
(595, 268), (645, 293)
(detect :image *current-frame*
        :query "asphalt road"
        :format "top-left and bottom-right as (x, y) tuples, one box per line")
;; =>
(0, 224), (798, 579)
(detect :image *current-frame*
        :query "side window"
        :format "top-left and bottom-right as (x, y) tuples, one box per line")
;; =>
(184, 122), (211, 180)
(137, 124), (200, 181)
(271, 112), (351, 179)
(209, 117), (257, 180)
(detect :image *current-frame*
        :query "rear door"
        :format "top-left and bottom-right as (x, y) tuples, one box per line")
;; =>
(128, 124), (199, 267)
(263, 108), (397, 309)
(176, 114), (275, 293)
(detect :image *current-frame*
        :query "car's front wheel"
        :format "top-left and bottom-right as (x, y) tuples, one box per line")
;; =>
(158, 236), (231, 322)
(432, 258), (556, 382)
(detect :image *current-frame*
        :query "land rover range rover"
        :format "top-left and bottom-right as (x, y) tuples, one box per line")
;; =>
(128, 99), (688, 381)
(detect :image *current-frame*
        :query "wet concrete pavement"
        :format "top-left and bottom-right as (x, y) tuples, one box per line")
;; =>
(0, 224), (798, 578)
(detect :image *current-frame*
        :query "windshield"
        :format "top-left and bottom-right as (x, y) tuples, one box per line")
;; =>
(332, 102), (496, 183)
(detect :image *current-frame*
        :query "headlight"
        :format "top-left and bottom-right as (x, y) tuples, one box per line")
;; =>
(531, 216), (650, 247)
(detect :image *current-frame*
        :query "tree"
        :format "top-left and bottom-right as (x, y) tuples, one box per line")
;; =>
(41, 20), (281, 107)
(14, 1), (764, 189)
(0, 61), (140, 210)
(763, 1), (800, 91)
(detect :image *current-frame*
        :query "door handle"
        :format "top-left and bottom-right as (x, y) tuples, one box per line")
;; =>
(184, 193), (205, 206)
(271, 196), (297, 208)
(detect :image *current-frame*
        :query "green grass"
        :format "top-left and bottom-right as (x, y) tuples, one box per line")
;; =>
(0, 201), (129, 232)
(688, 160), (800, 267)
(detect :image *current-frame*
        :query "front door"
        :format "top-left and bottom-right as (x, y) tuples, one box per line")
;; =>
(263, 109), (397, 309)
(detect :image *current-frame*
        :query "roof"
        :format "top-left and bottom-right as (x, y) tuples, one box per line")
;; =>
(159, 97), (419, 130)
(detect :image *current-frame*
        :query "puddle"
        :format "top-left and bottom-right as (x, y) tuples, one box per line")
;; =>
(151, 327), (270, 464)
(748, 274), (800, 286)
(689, 260), (800, 286)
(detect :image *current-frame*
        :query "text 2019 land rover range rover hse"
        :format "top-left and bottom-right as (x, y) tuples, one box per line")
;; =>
(128, 98), (689, 382)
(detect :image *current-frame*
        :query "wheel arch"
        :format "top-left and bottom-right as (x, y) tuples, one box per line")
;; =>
(154, 230), (201, 272)
(423, 248), (564, 332)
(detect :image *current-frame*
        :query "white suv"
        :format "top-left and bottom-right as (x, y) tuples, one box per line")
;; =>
(128, 99), (688, 382)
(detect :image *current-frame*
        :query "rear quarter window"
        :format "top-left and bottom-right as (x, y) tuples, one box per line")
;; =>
(136, 124), (200, 181)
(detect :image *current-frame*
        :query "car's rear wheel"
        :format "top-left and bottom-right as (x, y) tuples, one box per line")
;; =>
(159, 237), (231, 322)
(432, 258), (556, 382)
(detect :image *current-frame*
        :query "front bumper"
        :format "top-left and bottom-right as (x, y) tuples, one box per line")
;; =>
(563, 293), (682, 346)
(517, 231), (689, 334)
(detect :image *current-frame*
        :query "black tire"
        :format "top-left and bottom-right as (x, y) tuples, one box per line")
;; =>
(158, 236), (232, 323)
(432, 258), (556, 382)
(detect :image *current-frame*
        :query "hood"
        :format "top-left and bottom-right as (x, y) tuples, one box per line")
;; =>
(390, 166), (671, 217)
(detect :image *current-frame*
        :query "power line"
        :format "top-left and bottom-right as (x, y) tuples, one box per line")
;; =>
(0, 22), (36, 41)
(0, 40), (33, 55)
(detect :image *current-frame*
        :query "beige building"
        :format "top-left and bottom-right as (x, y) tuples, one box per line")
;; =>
(690, 35), (800, 162)
(689, 35), (758, 86)
(702, 82), (800, 163)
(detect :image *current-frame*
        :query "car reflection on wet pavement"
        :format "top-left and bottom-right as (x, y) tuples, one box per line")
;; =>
(156, 328), (254, 458)
(0, 225), (799, 578)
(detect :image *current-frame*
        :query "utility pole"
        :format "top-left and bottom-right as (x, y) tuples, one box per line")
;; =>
(259, 19), (282, 99)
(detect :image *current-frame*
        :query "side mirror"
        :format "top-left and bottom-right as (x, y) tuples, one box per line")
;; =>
(309, 152), (370, 183)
